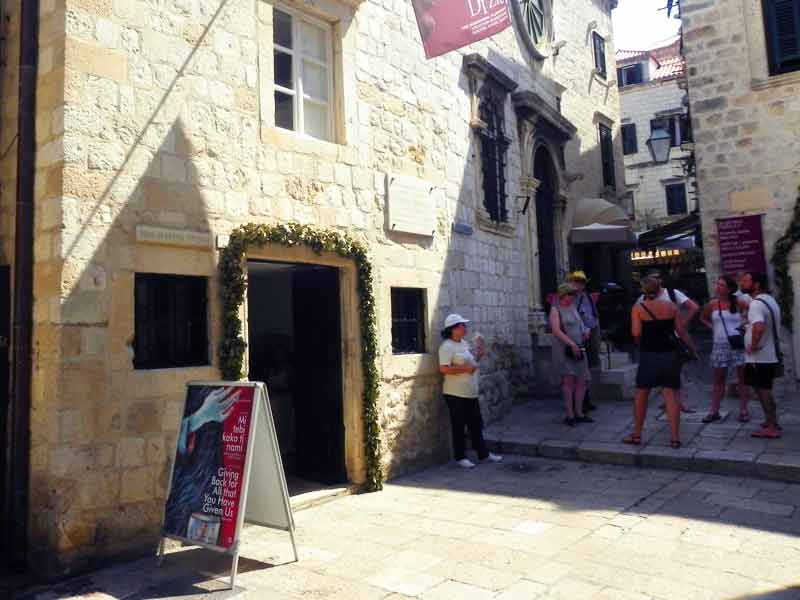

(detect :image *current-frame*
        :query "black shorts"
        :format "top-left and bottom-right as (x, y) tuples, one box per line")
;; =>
(744, 363), (777, 390)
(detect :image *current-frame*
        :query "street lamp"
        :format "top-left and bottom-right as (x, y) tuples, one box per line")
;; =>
(646, 128), (672, 164)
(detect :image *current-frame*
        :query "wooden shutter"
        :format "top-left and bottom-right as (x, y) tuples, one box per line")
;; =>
(666, 183), (687, 215)
(599, 124), (616, 189)
(622, 124), (638, 155)
(765, 0), (800, 74)
(593, 33), (607, 78)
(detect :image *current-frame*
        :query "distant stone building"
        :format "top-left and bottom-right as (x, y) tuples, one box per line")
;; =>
(617, 38), (696, 232)
(0, 0), (624, 574)
(681, 0), (800, 377)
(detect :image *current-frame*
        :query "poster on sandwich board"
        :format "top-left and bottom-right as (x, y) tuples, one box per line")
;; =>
(159, 381), (297, 587)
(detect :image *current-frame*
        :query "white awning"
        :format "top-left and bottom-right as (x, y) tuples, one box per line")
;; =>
(570, 198), (634, 245)
(570, 223), (637, 245)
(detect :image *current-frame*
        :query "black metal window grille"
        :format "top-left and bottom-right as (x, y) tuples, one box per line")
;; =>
(479, 90), (510, 223)
(592, 32), (607, 79)
(599, 123), (616, 189)
(621, 123), (638, 155)
(134, 274), (209, 369)
(666, 182), (688, 215)
(391, 288), (426, 354)
(763, 0), (800, 75)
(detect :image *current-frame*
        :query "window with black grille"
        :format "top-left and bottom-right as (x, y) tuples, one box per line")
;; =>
(390, 288), (426, 354)
(134, 274), (209, 369)
(666, 182), (688, 215)
(763, 0), (800, 75)
(621, 123), (638, 155)
(592, 32), (607, 79)
(478, 90), (510, 223)
(599, 123), (616, 189)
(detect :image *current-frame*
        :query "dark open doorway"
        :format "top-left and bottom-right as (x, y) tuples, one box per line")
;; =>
(246, 260), (346, 495)
(534, 146), (559, 306)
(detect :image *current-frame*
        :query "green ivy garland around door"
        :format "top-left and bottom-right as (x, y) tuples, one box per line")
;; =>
(772, 190), (800, 331)
(218, 222), (383, 491)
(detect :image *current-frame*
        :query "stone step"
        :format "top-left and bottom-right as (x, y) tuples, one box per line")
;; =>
(597, 363), (637, 387)
(602, 352), (633, 369)
(483, 436), (800, 484)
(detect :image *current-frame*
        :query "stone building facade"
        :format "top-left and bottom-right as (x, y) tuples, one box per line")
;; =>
(0, 0), (623, 574)
(681, 0), (799, 378)
(618, 39), (697, 231)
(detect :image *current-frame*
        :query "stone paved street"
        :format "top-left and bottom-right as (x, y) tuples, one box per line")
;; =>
(18, 456), (800, 600)
(485, 378), (800, 482)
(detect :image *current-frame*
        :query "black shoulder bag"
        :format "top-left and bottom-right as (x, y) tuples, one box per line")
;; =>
(638, 301), (695, 363)
(755, 298), (785, 378)
(718, 303), (745, 350)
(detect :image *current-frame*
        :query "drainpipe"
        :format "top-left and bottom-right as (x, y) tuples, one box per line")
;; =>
(6, 0), (38, 570)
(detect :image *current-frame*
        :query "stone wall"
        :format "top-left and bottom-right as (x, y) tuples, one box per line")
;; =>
(682, 0), (800, 383)
(13, 0), (623, 573)
(620, 78), (696, 230)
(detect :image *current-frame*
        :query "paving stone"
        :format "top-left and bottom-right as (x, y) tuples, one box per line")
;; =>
(538, 439), (579, 460)
(493, 579), (548, 600)
(420, 580), (497, 600)
(757, 454), (800, 483)
(638, 445), (696, 471)
(577, 441), (640, 465)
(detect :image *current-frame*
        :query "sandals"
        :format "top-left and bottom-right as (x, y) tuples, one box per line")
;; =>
(752, 428), (782, 439)
(622, 434), (641, 445)
(564, 417), (576, 427)
(574, 415), (595, 423)
(670, 440), (682, 449)
(738, 412), (751, 423)
(760, 421), (782, 430)
(702, 413), (721, 424)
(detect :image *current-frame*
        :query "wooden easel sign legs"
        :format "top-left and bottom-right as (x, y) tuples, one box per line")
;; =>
(158, 381), (298, 588)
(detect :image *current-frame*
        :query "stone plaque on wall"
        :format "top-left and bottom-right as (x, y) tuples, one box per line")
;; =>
(386, 174), (437, 237)
(136, 225), (212, 249)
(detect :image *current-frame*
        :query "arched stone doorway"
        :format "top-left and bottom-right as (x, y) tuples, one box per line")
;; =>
(534, 145), (559, 306)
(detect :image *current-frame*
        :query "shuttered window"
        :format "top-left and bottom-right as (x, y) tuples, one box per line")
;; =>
(621, 124), (638, 155)
(763, 0), (800, 75)
(592, 32), (607, 79)
(666, 183), (688, 215)
(134, 274), (209, 369)
(599, 123), (616, 189)
(617, 63), (644, 87)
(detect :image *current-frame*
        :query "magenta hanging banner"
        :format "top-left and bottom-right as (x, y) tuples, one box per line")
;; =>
(716, 214), (768, 276)
(412, 0), (511, 59)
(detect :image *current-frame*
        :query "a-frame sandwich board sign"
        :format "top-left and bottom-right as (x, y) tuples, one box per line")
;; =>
(158, 380), (297, 588)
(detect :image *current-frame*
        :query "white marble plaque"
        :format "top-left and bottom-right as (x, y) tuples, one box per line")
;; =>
(387, 174), (437, 237)
(136, 225), (211, 249)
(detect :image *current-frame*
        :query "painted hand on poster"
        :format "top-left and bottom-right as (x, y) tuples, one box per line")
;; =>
(178, 388), (240, 455)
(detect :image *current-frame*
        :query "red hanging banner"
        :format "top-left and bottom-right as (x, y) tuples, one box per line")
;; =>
(411, 0), (512, 59)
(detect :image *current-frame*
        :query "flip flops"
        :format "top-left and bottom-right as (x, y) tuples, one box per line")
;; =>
(622, 434), (641, 445)
(751, 428), (782, 439)
(702, 413), (721, 424)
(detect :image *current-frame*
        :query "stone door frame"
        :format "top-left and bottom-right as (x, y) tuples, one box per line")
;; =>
(242, 243), (366, 485)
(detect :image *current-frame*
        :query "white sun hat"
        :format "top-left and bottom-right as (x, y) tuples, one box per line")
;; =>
(443, 313), (470, 328)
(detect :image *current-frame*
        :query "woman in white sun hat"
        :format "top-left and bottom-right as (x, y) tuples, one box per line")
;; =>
(439, 313), (502, 469)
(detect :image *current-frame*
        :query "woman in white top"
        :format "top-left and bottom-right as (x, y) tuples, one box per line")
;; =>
(438, 314), (502, 469)
(700, 275), (750, 423)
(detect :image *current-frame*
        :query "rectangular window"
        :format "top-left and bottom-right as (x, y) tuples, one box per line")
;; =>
(599, 123), (616, 189)
(479, 91), (509, 223)
(665, 183), (688, 215)
(134, 274), (209, 369)
(391, 288), (426, 354)
(763, 0), (800, 75)
(273, 7), (333, 141)
(679, 114), (693, 143)
(621, 123), (638, 155)
(592, 32), (607, 79)
(617, 63), (644, 87)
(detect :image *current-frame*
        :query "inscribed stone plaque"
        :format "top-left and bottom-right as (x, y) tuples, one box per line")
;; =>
(716, 214), (767, 276)
(387, 174), (437, 237)
(136, 225), (212, 249)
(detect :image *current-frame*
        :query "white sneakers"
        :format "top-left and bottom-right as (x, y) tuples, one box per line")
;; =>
(456, 453), (503, 468)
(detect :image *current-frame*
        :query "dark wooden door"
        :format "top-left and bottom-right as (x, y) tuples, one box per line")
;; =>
(534, 148), (558, 307)
(0, 265), (10, 563)
(291, 266), (346, 484)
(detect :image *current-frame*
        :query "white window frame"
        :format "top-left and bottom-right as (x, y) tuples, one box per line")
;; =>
(272, 5), (334, 141)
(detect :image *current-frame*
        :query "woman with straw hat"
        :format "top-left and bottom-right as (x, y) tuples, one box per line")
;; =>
(549, 283), (593, 426)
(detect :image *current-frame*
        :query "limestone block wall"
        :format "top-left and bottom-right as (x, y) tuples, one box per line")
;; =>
(620, 79), (696, 229)
(682, 0), (800, 383)
(13, 0), (624, 572)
